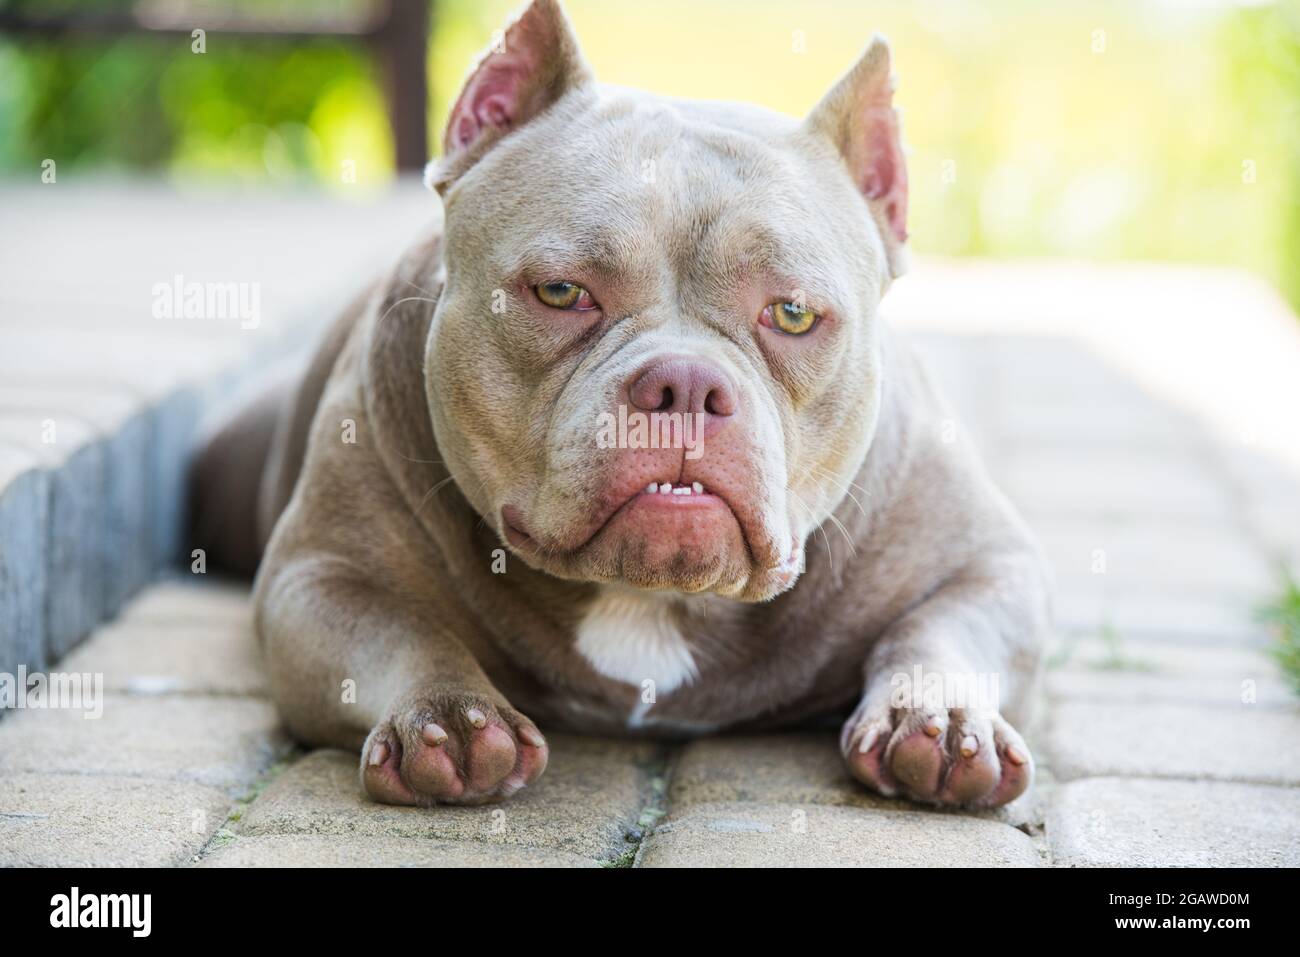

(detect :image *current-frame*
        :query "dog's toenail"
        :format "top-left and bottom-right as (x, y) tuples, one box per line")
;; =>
(370, 742), (389, 766)
(960, 734), (978, 758)
(519, 727), (546, 747)
(857, 726), (880, 754)
(923, 723), (941, 738)
(422, 722), (448, 746)
(1007, 745), (1028, 766)
(466, 707), (487, 728)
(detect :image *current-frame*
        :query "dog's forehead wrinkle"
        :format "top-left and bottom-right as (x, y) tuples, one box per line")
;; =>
(466, 95), (881, 318)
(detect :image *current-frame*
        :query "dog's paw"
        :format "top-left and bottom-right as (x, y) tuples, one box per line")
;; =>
(840, 703), (1032, 808)
(360, 692), (548, 806)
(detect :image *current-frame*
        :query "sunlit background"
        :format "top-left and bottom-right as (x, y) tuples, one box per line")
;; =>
(1, 0), (1297, 312)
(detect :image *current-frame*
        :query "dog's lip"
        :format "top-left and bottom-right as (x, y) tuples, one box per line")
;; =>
(505, 477), (779, 568)
(503, 481), (740, 554)
(501, 504), (534, 549)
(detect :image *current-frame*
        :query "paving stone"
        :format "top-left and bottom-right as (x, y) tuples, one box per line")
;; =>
(1001, 448), (1234, 522)
(990, 395), (1202, 453)
(120, 579), (253, 625)
(58, 618), (264, 697)
(0, 447), (48, 678)
(1047, 637), (1292, 709)
(668, 733), (1047, 830)
(0, 384), (155, 628)
(1047, 777), (1300, 867)
(0, 414), (107, 661)
(1217, 444), (1300, 503)
(1054, 587), (1265, 646)
(93, 410), (155, 616)
(0, 771), (231, 867)
(0, 327), (247, 403)
(237, 739), (664, 863)
(200, 833), (597, 868)
(1035, 519), (1274, 599)
(1241, 495), (1300, 567)
(1045, 700), (1300, 786)
(986, 337), (1155, 402)
(149, 385), (204, 568)
(637, 801), (1041, 867)
(0, 693), (290, 791)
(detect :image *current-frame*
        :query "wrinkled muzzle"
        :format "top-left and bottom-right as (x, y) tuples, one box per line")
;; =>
(497, 346), (805, 600)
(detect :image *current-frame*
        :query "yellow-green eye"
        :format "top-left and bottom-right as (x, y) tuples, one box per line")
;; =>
(763, 301), (818, 335)
(535, 281), (596, 311)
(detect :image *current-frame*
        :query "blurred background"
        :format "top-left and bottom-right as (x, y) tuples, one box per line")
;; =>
(1, 2), (1299, 868)
(1, 0), (1297, 313)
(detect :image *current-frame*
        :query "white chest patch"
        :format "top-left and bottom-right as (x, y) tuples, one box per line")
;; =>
(574, 587), (699, 696)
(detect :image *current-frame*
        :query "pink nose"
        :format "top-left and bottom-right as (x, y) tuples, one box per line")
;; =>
(627, 357), (738, 419)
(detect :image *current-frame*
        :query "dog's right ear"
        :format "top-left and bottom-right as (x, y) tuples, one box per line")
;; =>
(804, 36), (908, 278)
(426, 0), (593, 193)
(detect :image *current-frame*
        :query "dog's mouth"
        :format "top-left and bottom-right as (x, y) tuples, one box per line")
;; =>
(500, 472), (800, 599)
(503, 479), (732, 551)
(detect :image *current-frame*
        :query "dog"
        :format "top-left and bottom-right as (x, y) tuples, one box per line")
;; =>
(192, 0), (1051, 809)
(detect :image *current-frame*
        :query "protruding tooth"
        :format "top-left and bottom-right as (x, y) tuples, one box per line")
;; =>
(659, 483), (672, 494)
(692, 482), (703, 494)
(646, 483), (658, 494)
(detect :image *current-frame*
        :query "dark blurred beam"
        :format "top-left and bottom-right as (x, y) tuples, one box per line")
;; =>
(373, 0), (430, 170)
(0, 0), (433, 170)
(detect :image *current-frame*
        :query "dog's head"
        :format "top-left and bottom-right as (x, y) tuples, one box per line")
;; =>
(424, 0), (908, 601)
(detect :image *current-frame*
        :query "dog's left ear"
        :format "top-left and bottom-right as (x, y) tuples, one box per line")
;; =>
(804, 36), (908, 278)
(426, 0), (593, 193)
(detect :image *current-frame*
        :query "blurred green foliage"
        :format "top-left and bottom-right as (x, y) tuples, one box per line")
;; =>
(1260, 571), (1300, 695)
(0, 0), (392, 185)
(1, 0), (1298, 312)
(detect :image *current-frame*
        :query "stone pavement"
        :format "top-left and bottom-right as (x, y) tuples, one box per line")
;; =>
(3, 322), (1298, 866)
(2, 185), (1298, 865)
(0, 180), (436, 679)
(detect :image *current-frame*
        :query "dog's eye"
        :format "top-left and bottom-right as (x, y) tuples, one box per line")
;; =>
(535, 281), (597, 311)
(761, 302), (818, 336)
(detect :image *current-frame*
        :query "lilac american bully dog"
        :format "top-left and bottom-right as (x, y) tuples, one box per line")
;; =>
(194, 0), (1050, 809)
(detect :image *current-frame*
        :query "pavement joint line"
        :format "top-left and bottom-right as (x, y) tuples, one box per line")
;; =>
(618, 742), (676, 869)
(190, 749), (306, 866)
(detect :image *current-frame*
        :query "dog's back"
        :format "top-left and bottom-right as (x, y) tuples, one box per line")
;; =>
(188, 281), (375, 577)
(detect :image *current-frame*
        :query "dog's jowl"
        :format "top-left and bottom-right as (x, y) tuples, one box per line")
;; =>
(193, 0), (1050, 809)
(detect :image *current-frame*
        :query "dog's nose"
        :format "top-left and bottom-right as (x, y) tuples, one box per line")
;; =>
(627, 357), (738, 418)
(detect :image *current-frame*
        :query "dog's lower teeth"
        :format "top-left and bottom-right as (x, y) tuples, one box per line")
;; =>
(646, 482), (706, 496)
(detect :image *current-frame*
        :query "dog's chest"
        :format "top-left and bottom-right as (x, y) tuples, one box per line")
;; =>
(572, 587), (704, 727)
(550, 581), (865, 734)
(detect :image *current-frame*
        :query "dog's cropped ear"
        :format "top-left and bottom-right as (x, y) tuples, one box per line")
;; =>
(426, 0), (592, 193)
(804, 36), (908, 278)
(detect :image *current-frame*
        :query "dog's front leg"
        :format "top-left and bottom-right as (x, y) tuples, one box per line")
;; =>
(256, 559), (548, 806)
(840, 552), (1049, 808)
